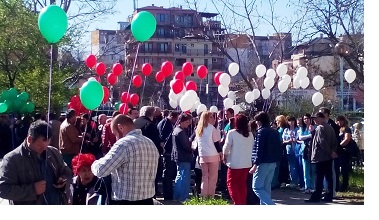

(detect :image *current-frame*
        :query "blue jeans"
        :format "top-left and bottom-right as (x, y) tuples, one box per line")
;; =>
(287, 154), (299, 185)
(302, 159), (316, 190)
(252, 163), (277, 205)
(296, 154), (305, 188)
(173, 162), (191, 202)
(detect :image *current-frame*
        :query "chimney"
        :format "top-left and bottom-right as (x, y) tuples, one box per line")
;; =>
(152, 4), (154, 6)
(180, 5), (182, 9)
(320, 33), (323, 38)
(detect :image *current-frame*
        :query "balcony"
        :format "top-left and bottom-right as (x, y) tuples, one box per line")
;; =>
(139, 48), (172, 54)
(211, 63), (225, 70)
(173, 49), (213, 56)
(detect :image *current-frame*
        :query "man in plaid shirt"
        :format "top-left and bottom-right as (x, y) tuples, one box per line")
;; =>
(91, 114), (159, 205)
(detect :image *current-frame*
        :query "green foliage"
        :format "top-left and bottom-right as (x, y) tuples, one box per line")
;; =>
(0, 0), (75, 114)
(183, 197), (230, 205)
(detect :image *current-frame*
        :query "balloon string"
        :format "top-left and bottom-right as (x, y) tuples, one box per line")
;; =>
(127, 43), (141, 94)
(47, 45), (53, 125)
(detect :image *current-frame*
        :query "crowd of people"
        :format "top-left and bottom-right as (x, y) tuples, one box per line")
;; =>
(0, 105), (364, 205)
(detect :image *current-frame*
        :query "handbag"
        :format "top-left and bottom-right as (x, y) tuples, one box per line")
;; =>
(346, 139), (359, 158)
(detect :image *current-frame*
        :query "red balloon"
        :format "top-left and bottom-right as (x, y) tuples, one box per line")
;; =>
(112, 63), (123, 76)
(119, 103), (129, 115)
(107, 73), (117, 85)
(197, 65), (208, 79)
(174, 71), (185, 81)
(161, 61), (173, 77)
(129, 93), (140, 106)
(102, 86), (110, 104)
(132, 75), (143, 88)
(182, 62), (193, 76)
(185, 81), (197, 91)
(172, 79), (184, 94)
(121, 92), (130, 103)
(214, 71), (223, 85)
(70, 95), (80, 105)
(155, 71), (165, 83)
(85, 54), (97, 69)
(96, 62), (106, 76)
(142, 63), (153, 76)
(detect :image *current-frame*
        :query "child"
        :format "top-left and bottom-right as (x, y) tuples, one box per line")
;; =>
(69, 153), (108, 205)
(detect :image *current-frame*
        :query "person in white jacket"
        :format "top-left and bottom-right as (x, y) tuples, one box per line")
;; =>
(222, 114), (254, 205)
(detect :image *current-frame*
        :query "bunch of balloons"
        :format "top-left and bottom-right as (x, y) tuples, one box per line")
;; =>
(0, 88), (35, 114)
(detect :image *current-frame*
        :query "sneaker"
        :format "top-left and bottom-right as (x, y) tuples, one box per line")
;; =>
(280, 183), (286, 188)
(299, 187), (305, 191)
(286, 183), (297, 188)
(303, 189), (311, 194)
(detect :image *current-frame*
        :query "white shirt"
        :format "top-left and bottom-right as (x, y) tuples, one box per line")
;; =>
(222, 130), (254, 169)
(197, 124), (220, 157)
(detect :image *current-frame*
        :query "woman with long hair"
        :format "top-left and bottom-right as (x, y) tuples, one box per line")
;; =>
(282, 116), (299, 188)
(194, 111), (222, 198)
(273, 115), (289, 188)
(222, 114), (254, 205)
(298, 113), (316, 193)
(335, 115), (353, 192)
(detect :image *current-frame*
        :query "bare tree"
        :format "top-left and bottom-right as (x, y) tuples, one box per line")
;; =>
(295, 0), (364, 90)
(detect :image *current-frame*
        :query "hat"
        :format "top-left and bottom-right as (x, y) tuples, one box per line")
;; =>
(310, 112), (325, 118)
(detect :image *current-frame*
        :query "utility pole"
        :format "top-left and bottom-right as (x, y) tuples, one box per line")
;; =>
(133, 0), (137, 11)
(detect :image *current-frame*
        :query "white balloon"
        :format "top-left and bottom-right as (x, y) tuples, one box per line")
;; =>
(169, 99), (178, 108)
(179, 95), (193, 111)
(293, 76), (301, 89)
(185, 90), (198, 100)
(232, 105), (241, 114)
(197, 104), (207, 115)
(210, 106), (218, 113)
(223, 98), (234, 109)
(276, 64), (288, 77)
(218, 85), (229, 97)
(194, 101), (201, 108)
(312, 75), (324, 90)
(194, 96), (200, 102)
(312, 92), (324, 106)
(228, 62), (240, 76)
(227, 91), (236, 100)
(261, 88), (271, 99)
(169, 90), (179, 100)
(300, 77), (310, 89)
(264, 77), (275, 89)
(297, 66), (308, 79)
(190, 103), (197, 113)
(252, 89), (260, 100)
(255, 64), (266, 78)
(344, 69), (356, 83)
(219, 73), (231, 87)
(266, 69), (276, 79)
(245, 91), (254, 104)
(278, 80), (288, 93)
(169, 80), (175, 88)
(281, 74), (291, 85)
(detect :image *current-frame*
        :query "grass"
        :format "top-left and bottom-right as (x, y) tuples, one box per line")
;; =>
(337, 167), (364, 204)
(183, 196), (230, 205)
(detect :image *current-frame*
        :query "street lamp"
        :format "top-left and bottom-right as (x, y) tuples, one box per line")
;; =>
(334, 38), (350, 112)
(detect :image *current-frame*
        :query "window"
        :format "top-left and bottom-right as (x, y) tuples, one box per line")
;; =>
(176, 15), (184, 23)
(175, 44), (180, 52)
(144, 43), (153, 52)
(175, 58), (186, 67)
(164, 29), (170, 37)
(191, 58), (194, 62)
(158, 14), (167, 22)
(143, 58), (151, 63)
(213, 58), (218, 62)
(157, 28), (164, 37)
(182, 44), (187, 53)
(158, 43), (168, 52)
(204, 44), (209, 55)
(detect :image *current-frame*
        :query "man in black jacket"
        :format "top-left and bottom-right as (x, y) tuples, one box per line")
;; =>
(134, 106), (164, 196)
(249, 111), (282, 205)
(157, 111), (179, 200)
(319, 107), (340, 195)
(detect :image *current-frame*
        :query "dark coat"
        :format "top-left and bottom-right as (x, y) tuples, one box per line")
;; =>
(251, 125), (282, 165)
(134, 116), (163, 154)
(0, 143), (72, 205)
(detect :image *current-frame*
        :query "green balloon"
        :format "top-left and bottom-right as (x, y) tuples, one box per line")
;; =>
(17, 92), (29, 102)
(80, 80), (104, 110)
(114, 101), (120, 110)
(0, 103), (7, 113)
(131, 11), (157, 42)
(4, 99), (14, 113)
(38, 5), (68, 44)
(25, 102), (35, 113)
(8, 88), (18, 99)
(1, 90), (10, 101)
